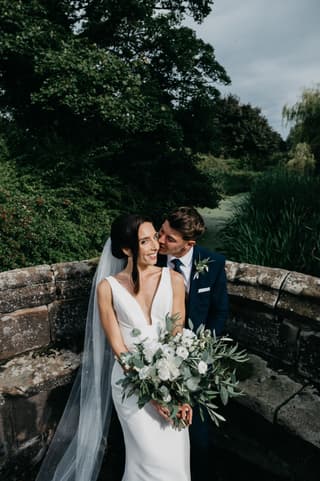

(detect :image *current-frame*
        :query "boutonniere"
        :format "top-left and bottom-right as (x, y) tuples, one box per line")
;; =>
(193, 256), (214, 280)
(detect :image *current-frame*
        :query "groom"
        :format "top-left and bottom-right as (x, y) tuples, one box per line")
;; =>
(157, 206), (229, 480)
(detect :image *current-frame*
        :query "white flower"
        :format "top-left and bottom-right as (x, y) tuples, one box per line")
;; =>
(182, 328), (196, 339)
(198, 360), (208, 374)
(181, 328), (196, 348)
(156, 356), (180, 381)
(138, 366), (151, 379)
(176, 346), (189, 359)
(157, 359), (171, 381)
(161, 345), (175, 357)
(143, 340), (161, 363)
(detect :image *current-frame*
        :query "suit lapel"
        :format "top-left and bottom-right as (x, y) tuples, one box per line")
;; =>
(187, 246), (200, 312)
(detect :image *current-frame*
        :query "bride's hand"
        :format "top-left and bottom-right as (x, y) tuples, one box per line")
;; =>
(177, 403), (193, 426)
(151, 400), (171, 421)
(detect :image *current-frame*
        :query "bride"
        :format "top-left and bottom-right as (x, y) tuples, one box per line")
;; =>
(35, 213), (192, 481)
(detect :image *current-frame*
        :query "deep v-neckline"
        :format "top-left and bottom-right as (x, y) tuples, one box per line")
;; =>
(111, 268), (165, 325)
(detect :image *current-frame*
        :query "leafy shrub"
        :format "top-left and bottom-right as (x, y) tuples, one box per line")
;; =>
(197, 154), (261, 196)
(220, 169), (320, 276)
(0, 160), (122, 271)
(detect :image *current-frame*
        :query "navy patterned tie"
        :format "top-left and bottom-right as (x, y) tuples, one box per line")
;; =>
(172, 258), (183, 274)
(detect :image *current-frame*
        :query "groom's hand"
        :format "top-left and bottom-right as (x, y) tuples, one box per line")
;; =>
(177, 403), (193, 425)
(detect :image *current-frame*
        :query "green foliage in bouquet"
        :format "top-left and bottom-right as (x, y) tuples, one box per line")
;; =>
(117, 314), (248, 429)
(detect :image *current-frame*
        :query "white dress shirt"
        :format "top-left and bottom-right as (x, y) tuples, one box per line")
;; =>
(167, 247), (194, 293)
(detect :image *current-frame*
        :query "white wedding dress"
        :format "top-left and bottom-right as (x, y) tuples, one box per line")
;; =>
(106, 267), (191, 481)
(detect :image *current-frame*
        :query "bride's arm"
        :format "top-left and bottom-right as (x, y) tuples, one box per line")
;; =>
(170, 270), (186, 335)
(97, 279), (128, 359)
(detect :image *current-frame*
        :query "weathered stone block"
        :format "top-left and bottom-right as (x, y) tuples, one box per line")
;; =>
(0, 385), (73, 470)
(228, 283), (279, 310)
(49, 299), (88, 346)
(0, 266), (55, 314)
(276, 385), (320, 449)
(281, 271), (320, 299)
(277, 272), (320, 326)
(0, 306), (50, 361)
(53, 259), (97, 300)
(237, 354), (303, 423)
(226, 262), (289, 313)
(0, 349), (80, 397)
(298, 331), (320, 382)
(227, 304), (282, 359)
(226, 261), (289, 289)
(276, 319), (300, 365)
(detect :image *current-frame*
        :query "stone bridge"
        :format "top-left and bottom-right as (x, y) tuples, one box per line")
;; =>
(0, 259), (319, 480)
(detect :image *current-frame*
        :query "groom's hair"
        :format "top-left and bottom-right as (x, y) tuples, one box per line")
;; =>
(166, 206), (205, 240)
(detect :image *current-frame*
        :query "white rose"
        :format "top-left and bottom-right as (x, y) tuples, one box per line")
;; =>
(157, 359), (170, 381)
(168, 354), (182, 379)
(198, 360), (208, 374)
(176, 346), (189, 360)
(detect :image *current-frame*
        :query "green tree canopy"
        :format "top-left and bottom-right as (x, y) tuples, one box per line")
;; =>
(178, 94), (285, 169)
(0, 0), (229, 211)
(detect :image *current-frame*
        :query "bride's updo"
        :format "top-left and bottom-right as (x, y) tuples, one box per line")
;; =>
(110, 214), (152, 293)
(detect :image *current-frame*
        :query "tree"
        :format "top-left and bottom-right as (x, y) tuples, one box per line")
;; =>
(283, 85), (320, 172)
(286, 142), (316, 175)
(0, 0), (229, 210)
(178, 94), (284, 169)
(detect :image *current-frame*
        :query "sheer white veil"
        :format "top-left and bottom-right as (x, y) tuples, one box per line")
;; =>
(35, 238), (125, 481)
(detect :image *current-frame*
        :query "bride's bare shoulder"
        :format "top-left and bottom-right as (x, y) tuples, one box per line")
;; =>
(97, 278), (112, 297)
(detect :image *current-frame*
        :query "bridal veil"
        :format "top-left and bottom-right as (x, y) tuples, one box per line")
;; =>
(35, 238), (125, 481)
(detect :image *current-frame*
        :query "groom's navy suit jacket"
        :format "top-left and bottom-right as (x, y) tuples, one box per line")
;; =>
(158, 245), (229, 336)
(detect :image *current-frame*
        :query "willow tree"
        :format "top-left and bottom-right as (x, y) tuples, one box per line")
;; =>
(283, 85), (320, 172)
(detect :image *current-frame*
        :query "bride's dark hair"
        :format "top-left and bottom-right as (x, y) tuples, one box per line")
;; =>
(111, 214), (151, 293)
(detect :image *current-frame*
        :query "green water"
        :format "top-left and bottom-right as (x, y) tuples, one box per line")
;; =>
(199, 193), (248, 251)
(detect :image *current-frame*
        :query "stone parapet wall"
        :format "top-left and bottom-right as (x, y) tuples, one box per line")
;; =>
(1, 259), (319, 380)
(0, 259), (320, 480)
(225, 261), (320, 384)
(0, 259), (98, 361)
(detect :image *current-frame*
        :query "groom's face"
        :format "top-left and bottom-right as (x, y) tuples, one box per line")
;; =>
(158, 220), (194, 258)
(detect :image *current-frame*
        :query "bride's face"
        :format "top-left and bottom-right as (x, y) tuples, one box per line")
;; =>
(137, 222), (159, 267)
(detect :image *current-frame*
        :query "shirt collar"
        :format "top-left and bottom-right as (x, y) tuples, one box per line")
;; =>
(168, 246), (194, 268)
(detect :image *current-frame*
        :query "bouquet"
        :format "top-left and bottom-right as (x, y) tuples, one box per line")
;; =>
(117, 315), (248, 429)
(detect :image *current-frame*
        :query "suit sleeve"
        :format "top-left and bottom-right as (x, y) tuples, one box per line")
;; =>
(207, 256), (229, 336)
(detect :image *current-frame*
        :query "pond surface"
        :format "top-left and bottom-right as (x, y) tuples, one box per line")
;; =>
(199, 193), (248, 251)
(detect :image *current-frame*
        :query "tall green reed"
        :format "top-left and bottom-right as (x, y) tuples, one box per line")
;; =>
(220, 169), (320, 277)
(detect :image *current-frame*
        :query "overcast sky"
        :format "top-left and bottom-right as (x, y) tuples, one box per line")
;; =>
(186, 0), (320, 139)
